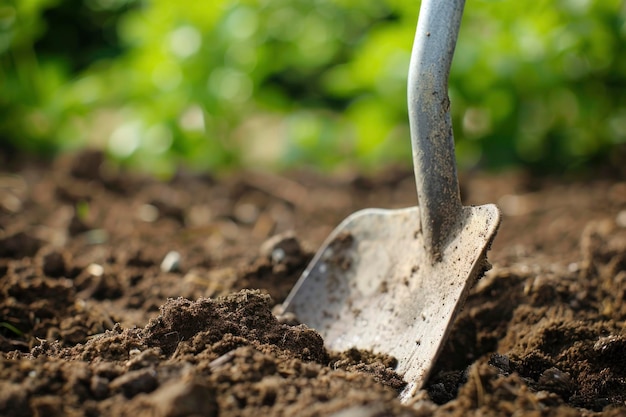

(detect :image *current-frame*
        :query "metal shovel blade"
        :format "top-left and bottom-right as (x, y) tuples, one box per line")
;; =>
(282, 204), (499, 401)
(282, 0), (501, 403)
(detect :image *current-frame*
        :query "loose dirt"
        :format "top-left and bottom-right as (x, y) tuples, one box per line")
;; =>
(1, 151), (625, 416)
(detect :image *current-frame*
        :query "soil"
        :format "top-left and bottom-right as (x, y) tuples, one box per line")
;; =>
(1, 150), (625, 416)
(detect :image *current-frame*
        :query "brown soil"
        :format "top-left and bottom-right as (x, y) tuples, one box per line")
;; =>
(1, 151), (625, 416)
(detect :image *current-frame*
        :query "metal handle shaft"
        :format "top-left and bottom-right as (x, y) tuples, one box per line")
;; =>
(408, 0), (466, 261)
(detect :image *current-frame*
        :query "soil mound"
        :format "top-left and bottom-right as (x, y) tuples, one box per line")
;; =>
(1, 151), (625, 416)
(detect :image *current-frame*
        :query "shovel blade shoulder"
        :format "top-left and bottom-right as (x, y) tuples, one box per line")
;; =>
(282, 204), (500, 402)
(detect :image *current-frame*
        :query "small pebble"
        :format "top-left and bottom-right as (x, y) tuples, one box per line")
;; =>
(260, 232), (302, 266)
(234, 202), (259, 224)
(84, 229), (108, 245)
(137, 204), (159, 222)
(1, 193), (22, 213)
(87, 263), (104, 277)
(271, 248), (285, 263)
(161, 251), (181, 273)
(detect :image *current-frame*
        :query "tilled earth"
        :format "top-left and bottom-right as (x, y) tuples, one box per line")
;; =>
(1, 151), (625, 416)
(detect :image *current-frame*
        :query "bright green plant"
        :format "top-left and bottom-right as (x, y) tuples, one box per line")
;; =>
(1, 0), (624, 174)
(0, 0), (134, 153)
(450, 0), (626, 171)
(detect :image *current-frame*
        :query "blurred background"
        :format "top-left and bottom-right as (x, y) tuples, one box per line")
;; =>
(0, 0), (625, 176)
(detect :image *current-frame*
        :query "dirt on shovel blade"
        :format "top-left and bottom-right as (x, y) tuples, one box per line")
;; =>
(1, 150), (626, 417)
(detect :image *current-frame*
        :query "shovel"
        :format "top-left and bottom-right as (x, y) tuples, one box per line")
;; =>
(281, 0), (500, 403)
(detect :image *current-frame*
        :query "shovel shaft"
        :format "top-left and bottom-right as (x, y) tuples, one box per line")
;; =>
(408, 0), (465, 261)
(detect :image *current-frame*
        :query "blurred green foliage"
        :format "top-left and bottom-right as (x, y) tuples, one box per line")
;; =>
(1, 0), (625, 175)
